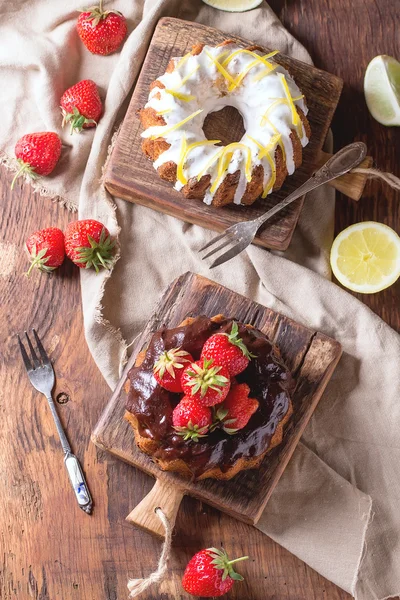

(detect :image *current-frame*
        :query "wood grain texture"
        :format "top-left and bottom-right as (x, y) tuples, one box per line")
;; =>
(104, 17), (343, 251)
(276, 0), (400, 330)
(92, 272), (342, 530)
(0, 166), (352, 600)
(1, 1), (399, 598)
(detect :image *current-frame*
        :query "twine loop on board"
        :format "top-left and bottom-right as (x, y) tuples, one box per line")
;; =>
(351, 167), (400, 192)
(127, 507), (172, 598)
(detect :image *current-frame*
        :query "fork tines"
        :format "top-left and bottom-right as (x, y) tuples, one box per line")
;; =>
(17, 329), (50, 372)
(199, 232), (249, 269)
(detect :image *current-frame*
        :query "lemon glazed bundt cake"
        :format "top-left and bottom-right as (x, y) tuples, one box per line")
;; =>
(124, 315), (294, 481)
(139, 41), (311, 207)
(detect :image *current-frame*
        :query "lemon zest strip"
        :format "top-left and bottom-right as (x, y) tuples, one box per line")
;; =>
(262, 151), (277, 198)
(177, 140), (221, 186)
(279, 73), (301, 127)
(205, 50), (236, 85)
(222, 49), (279, 69)
(260, 99), (289, 126)
(176, 52), (191, 69)
(176, 135), (187, 185)
(149, 109), (203, 139)
(210, 143), (252, 194)
(196, 147), (225, 181)
(156, 108), (172, 116)
(165, 89), (196, 102)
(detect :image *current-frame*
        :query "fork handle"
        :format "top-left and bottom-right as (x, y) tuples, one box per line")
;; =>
(46, 395), (93, 514)
(256, 142), (367, 227)
(45, 394), (72, 454)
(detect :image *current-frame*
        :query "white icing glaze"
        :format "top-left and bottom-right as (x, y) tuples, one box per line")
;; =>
(141, 43), (309, 205)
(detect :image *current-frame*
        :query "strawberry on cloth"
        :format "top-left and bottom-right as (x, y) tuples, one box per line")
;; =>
(11, 133), (62, 190)
(61, 80), (102, 134)
(182, 547), (248, 597)
(25, 227), (65, 276)
(64, 219), (115, 272)
(173, 395), (212, 442)
(77, 0), (127, 56)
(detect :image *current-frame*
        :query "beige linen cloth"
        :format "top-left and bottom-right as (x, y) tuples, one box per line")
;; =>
(1, 1), (399, 599)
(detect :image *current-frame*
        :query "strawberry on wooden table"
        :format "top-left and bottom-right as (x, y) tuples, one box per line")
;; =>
(25, 227), (65, 276)
(181, 358), (230, 407)
(182, 547), (248, 598)
(173, 396), (212, 442)
(201, 321), (254, 376)
(64, 219), (115, 272)
(77, 0), (127, 56)
(11, 132), (62, 190)
(61, 80), (102, 134)
(153, 347), (193, 392)
(215, 383), (259, 434)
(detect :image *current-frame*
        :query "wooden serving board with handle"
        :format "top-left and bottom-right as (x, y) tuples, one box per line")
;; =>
(104, 17), (371, 252)
(92, 272), (342, 537)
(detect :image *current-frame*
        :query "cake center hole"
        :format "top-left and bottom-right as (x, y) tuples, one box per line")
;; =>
(202, 106), (245, 146)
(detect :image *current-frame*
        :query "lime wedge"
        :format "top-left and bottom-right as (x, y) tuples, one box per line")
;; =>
(364, 55), (400, 126)
(201, 0), (263, 12)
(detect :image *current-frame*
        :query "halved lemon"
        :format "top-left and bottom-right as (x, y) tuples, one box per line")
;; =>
(330, 222), (400, 294)
(202, 0), (263, 12)
(364, 55), (400, 126)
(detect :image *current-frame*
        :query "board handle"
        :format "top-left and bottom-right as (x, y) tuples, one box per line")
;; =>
(126, 478), (185, 538)
(317, 150), (373, 200)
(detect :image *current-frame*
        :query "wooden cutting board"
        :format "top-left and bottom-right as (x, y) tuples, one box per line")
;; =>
(104, 17), (345, 251)
(92, 272), (342, 537)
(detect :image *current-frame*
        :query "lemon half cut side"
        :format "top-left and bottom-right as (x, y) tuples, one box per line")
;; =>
(202, 0), (264, 12)
(330, 222), (400, 294)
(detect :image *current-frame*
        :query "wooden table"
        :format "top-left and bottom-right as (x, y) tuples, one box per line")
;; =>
(0, 1), (398, 599)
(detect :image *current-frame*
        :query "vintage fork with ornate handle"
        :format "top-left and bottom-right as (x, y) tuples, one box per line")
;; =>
(200, 142), (367, 268)
(17, 329), (93, 514)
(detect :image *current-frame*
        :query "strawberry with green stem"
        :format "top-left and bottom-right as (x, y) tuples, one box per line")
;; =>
(77, 0), (128, 56)
(64, 219), (115, 272)
(181, 358), (230, 407)
(153, 347), (193, 392)
(61, 80), (102, 134)
(212, 383), (259, 434)
(172, 396), (212, 442)
(201, 321), (255, 376)
(25, 227), (65, 276)
(182, 547), (248, 598)
(11, 132), (62, 190)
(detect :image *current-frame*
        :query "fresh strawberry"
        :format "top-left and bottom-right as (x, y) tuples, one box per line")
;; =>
(215, 383), (259, 434)
(182, 548), (248, 598)
(181, 358), (230, 407)
(11, 132), (62, 190)
(77, 0), (127, 56)
(153, 347), (193, 392)
(173, 396), (212, 442)
(64, 219), (115, 272)
(61, 79), (102, 134)
(25, 227), (65, 276)
(201, 322), (255, 376)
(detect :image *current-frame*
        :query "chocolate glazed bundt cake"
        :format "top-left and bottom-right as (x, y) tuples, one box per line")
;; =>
(139, 40), (311, 207)
(124, 315), (295, 481)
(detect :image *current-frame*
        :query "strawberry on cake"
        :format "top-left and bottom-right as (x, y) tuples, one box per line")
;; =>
(125, 315), (294, 481)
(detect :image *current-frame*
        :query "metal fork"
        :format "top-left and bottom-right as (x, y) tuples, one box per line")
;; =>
(200, 142), (367, 268)
(17, 329), (93, 514)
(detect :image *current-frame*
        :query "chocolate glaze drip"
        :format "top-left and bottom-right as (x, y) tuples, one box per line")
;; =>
(126, 316), (294, 477)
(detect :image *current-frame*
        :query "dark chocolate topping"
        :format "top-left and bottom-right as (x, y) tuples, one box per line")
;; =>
(126, 316), (294, 477)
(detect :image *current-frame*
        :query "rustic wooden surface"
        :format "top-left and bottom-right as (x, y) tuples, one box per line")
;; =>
(93, 272), (342, 533)
(105, 17), (343, 251)
(1, 1), (399, 599)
